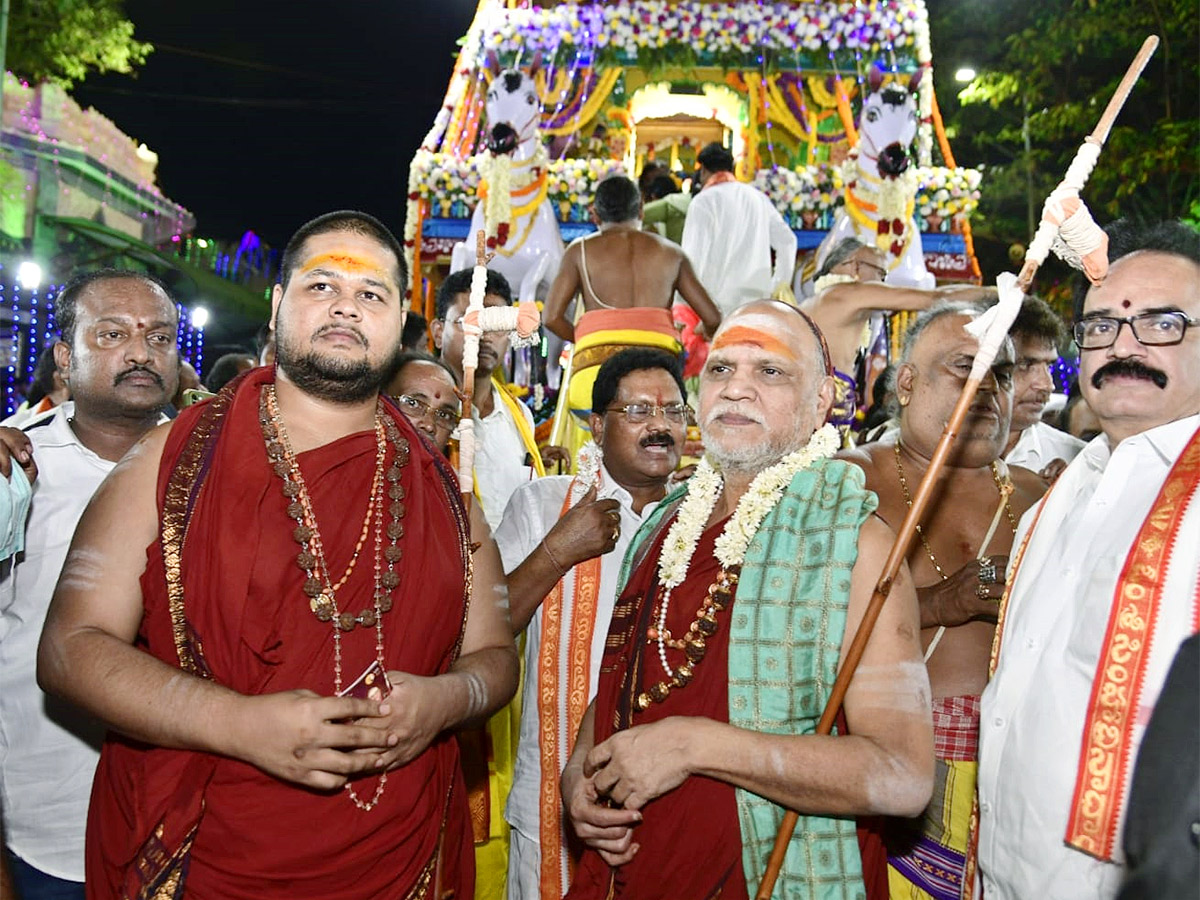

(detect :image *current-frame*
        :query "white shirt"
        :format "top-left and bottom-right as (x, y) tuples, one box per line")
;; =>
(681, 180), (797, 315)
(978, 414), (1200, 900)
(474, 384), (537, 531)
(494, 466), (659, 841)
(1004, 420), (1086, 472)
(0, 404), (114, 880)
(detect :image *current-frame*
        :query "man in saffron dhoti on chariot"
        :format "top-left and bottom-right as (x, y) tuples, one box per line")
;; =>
(544, 174), (722, 465)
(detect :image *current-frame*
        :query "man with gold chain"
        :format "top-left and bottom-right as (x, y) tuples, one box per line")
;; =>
(976, 220), (1200, 899)
(37, 211), (519, 899)
(562, 300), (934, 899)
(838, 301), (1045, 900)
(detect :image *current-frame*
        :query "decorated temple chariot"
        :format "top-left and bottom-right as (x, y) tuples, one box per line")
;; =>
(405, 0), (986, 424)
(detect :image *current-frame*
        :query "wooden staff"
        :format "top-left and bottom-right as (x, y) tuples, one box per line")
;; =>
(454, 231), (543, 511)
(456, 231), (490, 508)
(756, 36), (1159, 898)
(1017, 35), (1159, 292)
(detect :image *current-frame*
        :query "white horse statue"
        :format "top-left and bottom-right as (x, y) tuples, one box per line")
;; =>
(814, 67), (935, 290)
(451, 53), (563, 309)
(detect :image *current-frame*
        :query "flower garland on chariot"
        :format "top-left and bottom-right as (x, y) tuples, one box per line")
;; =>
(640, 423), (840, 709)
(841, 149), (919, 262)
(479, 1), (930, 68)
(407, 154), (978, 238)
(477, 143), (550, 252)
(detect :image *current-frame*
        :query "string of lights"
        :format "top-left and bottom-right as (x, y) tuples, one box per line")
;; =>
(0, 265), (206, 415)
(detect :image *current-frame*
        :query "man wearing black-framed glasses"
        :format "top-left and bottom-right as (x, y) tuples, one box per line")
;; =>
(979, 219), (1200, 900)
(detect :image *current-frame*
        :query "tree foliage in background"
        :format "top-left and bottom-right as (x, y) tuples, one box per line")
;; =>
(928, 0), (1198, 259)
(7, 0), (152, 88)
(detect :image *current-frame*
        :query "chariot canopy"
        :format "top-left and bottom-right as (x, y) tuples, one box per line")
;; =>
(406, 0), (983, 329)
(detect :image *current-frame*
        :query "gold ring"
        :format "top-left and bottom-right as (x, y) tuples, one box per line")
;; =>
(976, 583), (990, 600)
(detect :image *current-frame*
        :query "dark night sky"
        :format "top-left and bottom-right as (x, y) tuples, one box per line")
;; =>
(71, 1), (480, 248)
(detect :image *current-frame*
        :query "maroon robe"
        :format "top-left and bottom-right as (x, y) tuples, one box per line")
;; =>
(567, 514), (748, 900)
(565, 509), (890, 900)
(86, 368), (473, 899)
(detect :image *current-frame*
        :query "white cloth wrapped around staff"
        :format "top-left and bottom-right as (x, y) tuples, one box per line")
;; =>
(964, 272), (1024, 381)
(456, 262), (490, 489)
(1026, 141), (1108, 283)
(461, 263), (490, 373)
(465, 305), (542, 349)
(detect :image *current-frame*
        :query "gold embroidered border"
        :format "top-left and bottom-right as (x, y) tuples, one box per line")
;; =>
(536, 481), (601, 900)
(409, 776), (462, 900)
(1066, 426), (1200, 859)
(163, 389), (233, 676)
(125, 816), (202, 900)
(536, 545), (566, 900)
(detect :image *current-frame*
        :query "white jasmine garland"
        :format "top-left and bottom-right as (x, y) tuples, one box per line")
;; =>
(653, 424), (838, 676)
(482, 152), (514, 245)
(653, 423), (839, 675)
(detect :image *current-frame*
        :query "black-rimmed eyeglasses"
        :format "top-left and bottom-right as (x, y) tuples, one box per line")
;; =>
(604, 403), (690, 424)
(396, 394), (459, 431)
(1073, 311), (1200, 350)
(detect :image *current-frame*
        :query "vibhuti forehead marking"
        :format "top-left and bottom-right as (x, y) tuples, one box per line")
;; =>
(711, 325), (798, 360)
(302, 251), (390, 281)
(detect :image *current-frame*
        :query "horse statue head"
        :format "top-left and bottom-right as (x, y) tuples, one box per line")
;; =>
(804, 65), (934, 293)
(483, 51), (543, 157)
(858, 67), (923, 178)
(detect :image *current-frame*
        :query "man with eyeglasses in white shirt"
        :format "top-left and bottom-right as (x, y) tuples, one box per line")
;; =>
(387, 351), (460, 454)
(976, 219), (1200, 900)
(495, 348), (687, 900)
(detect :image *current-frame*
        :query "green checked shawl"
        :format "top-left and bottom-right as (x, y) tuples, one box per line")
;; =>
(619, 457), (876, 899)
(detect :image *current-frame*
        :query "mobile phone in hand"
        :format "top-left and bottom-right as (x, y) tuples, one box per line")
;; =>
(337, 660), (392, 702)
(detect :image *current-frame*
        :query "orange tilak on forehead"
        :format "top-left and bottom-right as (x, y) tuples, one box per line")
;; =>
(711, 325), (797, 360)
(301, 252), (390, 281)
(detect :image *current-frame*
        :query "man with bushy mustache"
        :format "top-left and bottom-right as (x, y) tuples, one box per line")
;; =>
(0, 269), (179, 898)
(977, 219), (1200, 899)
